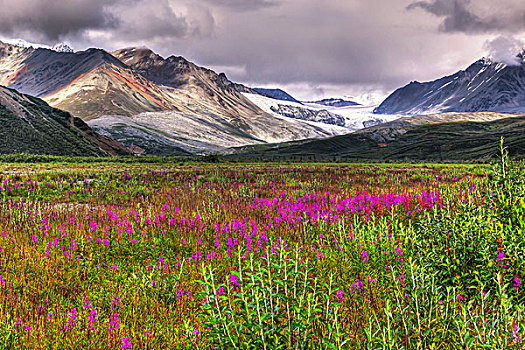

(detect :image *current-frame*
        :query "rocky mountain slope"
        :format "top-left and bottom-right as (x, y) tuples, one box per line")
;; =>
(0, 85), (129, 156)
(375, 52), (525, 115)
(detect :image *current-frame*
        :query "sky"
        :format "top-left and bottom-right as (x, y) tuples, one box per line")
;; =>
(0, 0), (524, 102)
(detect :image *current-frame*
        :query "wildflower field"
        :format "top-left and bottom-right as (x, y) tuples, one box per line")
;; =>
(0, 154), (524, 349)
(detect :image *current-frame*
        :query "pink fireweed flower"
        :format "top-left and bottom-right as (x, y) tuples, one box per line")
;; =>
(398, 274), (406, 287)
(111, 295), (120, 308)
(514, 276), (521, 294)
(496, 249), (507, 268)
(192, 251), (202, 261)
(336, 289), (343, 303)
(395, 247), (404, 261)
(229, 274), (240, 290)
(216, 286), (225, 298)
(64, 307), (77, 330)
(109, 313), (120, 335)
(109, 296), (121, 337)
(511, 323), (522, 344)
(317, 251), (323, 260)
(121, 337), (133, 349)
(177, 287), (184, 300)
(362, 250), (369, 262)
(84, 297), (97, 330)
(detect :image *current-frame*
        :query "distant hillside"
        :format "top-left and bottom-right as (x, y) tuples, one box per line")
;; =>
(0, 85), (129, 156)
(355, 112), (515, 142)
(375, 53), (525, 115)
(307, 98), (360, 107)
(232, 112), (525, 161)
(252, 88), (302, 104)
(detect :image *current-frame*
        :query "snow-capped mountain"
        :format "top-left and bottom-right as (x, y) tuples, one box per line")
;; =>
(51, 43), (74, 53)
(3, 39), (74, 53)
(375, 51), (525, 115)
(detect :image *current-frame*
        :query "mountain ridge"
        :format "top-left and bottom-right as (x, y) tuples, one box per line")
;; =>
(375, 52), (525, 115)
(252, 88), (302, 104)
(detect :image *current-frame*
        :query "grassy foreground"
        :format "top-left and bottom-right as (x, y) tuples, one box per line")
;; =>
(0, 153), (523, 348)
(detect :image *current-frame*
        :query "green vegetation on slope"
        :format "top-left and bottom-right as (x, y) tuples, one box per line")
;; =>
(232, 115), (525, 161)
(0, 86), (129, 156)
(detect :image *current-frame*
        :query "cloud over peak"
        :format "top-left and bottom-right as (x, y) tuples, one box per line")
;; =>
(484, 36), (524, 66)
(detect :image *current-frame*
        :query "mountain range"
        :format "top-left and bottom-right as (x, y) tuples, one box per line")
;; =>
(0, 42), (344, 155)
(0, 38), (524, 159)
(3, 39), (74, 53)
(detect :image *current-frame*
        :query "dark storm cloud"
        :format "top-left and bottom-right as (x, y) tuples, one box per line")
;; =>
(407, 0), (525, 33)
(0, 0), (210, 43)
(110, 0), (213, 42)
(1, 0), (524, 99)
(179, 0), (471, 94)
(0, 0), (120, 41)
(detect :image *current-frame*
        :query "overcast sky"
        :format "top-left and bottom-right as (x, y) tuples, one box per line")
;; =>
(0, 0), (524, 102)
